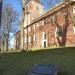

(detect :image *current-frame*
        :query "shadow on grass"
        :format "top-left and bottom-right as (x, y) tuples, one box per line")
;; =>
(58, 71), (68, 75)
(0, 69), (3, 75)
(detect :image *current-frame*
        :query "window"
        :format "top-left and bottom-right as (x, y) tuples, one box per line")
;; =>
(29, 36), (31, 42)
(39, 21), (42, 25)
(44, 41), (46, 48)
(25, 37), (27, 43)
(43, 32), (46, 40)
(73, 6), (75, 13)
(57, 12), (60, 14)
(28, 27), (31, 32)
(73, 26), (75, 34)
(36, 6), (39, 10)
(33, 34), (36, 41)
(34, 24), (35, 30)
(42, 32), (47, 48)
(36, 23), (39, 27)
(42, 20), (44, 26)
(45, 17), (50, 24)
(51, 15), (55, 22)
(55, 27), (62, 37)
(25, 29), (27, 33)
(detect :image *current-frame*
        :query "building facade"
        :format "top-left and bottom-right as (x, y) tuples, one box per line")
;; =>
(15, 0), (75, 50)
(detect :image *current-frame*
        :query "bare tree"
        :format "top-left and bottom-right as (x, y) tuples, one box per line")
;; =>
(1, 4), (19, 51)
(50, 0), (75, 46)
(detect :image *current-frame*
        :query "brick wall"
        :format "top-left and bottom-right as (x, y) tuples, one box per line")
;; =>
(15, 2), (75, 50)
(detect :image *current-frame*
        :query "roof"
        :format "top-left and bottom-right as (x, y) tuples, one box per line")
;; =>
(30, 2), (66, 25)
(24, 1), (74, 28)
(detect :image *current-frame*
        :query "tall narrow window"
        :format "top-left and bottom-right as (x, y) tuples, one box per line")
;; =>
(73, 26), (75, 34)
(28, 27), (31, 32)
(73, 6), (75, 13)
(43, 32), (46, 40)
(55, 27), (62, 37)
(34, 24), (35, 30)
(29, 36), (31, 43)
(33, 34), (36, 42)
(42, 32), (47, 48)
(25, 37), (27, 43)
(25, 29), (27, 33)
(42, 20), (44, 26)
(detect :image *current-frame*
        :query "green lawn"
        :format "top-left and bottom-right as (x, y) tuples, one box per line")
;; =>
(0, 47), (75, 75)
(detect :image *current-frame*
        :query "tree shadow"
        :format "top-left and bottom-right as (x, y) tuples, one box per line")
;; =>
(0, 69), (3, 75)
(58, 71), (68, 75)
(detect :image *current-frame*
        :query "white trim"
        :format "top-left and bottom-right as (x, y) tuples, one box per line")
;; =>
(73, 26), (75, 34)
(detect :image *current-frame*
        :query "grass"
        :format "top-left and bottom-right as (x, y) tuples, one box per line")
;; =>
(0, 47), (75, 75)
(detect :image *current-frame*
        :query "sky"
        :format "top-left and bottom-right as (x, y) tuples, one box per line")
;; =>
(3, 0), (22, 13)
(3, 0), (63, 13)
(3, 0), (63, 48)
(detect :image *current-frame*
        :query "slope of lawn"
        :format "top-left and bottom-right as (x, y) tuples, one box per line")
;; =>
(0, 47), (75, 75)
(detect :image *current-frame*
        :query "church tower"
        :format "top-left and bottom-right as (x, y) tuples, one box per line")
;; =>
(24, 0), (44, 27)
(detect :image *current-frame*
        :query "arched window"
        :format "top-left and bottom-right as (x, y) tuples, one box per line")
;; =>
(73, 26), (75, 34)
(42, 32), (46, 40)
(25, 37), (27, 43)
(33, 34), (36, 41)
(55, 27), (62, 37)
(29, 36), (31, 42)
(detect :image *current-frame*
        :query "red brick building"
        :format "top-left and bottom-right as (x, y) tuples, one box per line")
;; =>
(14, 0), (75, 50)
(14, 31), (21, 50)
